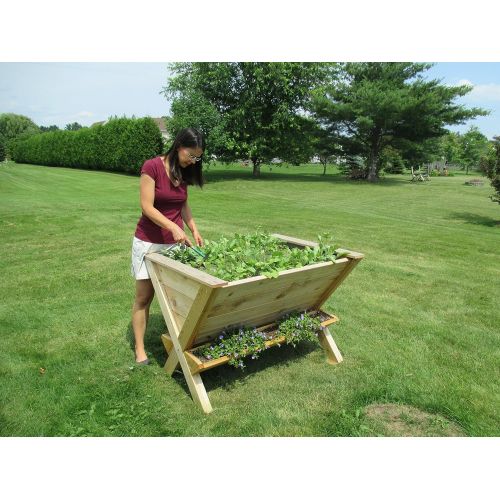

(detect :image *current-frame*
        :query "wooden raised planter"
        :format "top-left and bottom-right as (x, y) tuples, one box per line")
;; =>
(145, 233), (364, 413)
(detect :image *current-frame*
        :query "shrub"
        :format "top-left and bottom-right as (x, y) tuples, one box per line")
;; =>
(480, 136), (500, 204)
(0, 135), (6, 162)
(380, 146), (406, 174)
(11, 117), (163, 174)
(339, 156), (367, 179)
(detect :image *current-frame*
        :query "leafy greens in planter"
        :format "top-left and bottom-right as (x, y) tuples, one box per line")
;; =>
(160, 232), (348, 282)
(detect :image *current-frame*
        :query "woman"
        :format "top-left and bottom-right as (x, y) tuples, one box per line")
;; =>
(131, 127), (205, 364)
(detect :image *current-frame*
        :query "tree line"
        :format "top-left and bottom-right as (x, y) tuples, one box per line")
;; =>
(163, 62), (489, 181)
(0, 115), (86, 161)
(1, 62), (498, 203)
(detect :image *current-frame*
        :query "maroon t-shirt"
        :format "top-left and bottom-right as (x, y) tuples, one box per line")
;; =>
(134, 156), (188, 244)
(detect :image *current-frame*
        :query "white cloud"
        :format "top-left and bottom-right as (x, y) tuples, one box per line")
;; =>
(456, 79), (500, 102)
(75, 111), (94, 118)
(469, 83), (500, 101)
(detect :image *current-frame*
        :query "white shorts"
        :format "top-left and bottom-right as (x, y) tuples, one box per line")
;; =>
(131, 236), (176, 280)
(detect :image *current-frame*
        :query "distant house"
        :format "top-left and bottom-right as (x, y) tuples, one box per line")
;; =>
(150, 117), (170, 142)
(91, 117), (170, 142)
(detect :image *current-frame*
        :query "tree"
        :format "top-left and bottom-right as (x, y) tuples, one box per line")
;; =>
(395, 136), (444, 169)
(65, 122), (83, 131)
(0, 113), (40, 159)
(40, 125), (60, 133)
(163, 62), (335, 177)
(311, 126), (343, 175)
(460, 126), (490, 175)
(0, 113), (40, 140)
(310, 63), (488, 181)
(439, 131), (463, 166)
(480, 136), (500, 204)
(165, 86), (232, 161)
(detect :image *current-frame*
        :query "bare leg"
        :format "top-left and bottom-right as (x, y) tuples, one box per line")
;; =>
(132, 279), (155, 362)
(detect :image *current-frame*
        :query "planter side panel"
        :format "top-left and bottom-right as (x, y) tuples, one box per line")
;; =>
(154, 265), (203, 333)
(195, 260), (350, 343)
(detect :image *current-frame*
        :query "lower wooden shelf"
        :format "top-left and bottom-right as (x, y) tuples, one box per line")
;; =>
(161, 309), (339, 375)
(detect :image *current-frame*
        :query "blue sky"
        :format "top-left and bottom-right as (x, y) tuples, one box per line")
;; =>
(0, 63), (171, 129)
(1, 62), (499, 138)
(425, 63), (500, 138)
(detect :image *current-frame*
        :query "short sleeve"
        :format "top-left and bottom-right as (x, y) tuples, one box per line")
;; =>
(140, 159), (158, 180)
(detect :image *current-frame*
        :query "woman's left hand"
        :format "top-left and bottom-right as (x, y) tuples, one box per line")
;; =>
(193, 231), (204, 247)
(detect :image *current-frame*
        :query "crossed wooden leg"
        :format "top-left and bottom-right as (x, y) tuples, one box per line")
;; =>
(160, 334), (212, 412)
(146, 259), (215, 413)
(168, 333), (213, 414)
(318, 325), (343, 364)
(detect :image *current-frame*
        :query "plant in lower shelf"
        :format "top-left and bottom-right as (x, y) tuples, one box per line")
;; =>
(195, 311), (323, 369)
(277, 311), (323, 348)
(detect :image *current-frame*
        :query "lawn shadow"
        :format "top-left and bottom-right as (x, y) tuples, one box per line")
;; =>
(200, 341), (319, 394)
(449, 212), (499, 228)
(126, 314), (320, 399)
(168, 341), (320, 400)
(204, 167), (406, 187)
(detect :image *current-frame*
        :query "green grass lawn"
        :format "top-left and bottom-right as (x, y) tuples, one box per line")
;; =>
(0, 160), (499, 436)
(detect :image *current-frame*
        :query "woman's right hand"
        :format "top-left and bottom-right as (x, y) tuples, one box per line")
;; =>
(170, 225), (192, 246)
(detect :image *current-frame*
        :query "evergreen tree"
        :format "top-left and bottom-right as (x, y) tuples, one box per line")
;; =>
(310, 63), (488, 181)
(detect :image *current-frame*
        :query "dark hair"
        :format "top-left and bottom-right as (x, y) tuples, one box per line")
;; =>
(164, 127), (205, 187)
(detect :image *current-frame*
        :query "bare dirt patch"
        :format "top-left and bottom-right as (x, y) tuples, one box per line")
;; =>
(363, 403), (465, 437)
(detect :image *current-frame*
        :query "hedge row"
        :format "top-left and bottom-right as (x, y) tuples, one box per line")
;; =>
(0, 136), (6, 162)
(11, 117), (164, 174)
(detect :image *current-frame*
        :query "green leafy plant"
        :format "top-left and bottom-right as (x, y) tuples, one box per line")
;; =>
(195, 311), (323, 369)
(160, 231), (347, 282)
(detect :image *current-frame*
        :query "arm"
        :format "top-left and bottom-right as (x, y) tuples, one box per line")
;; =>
(140, 173), (191, 245)
(182, 201), (203, 246)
